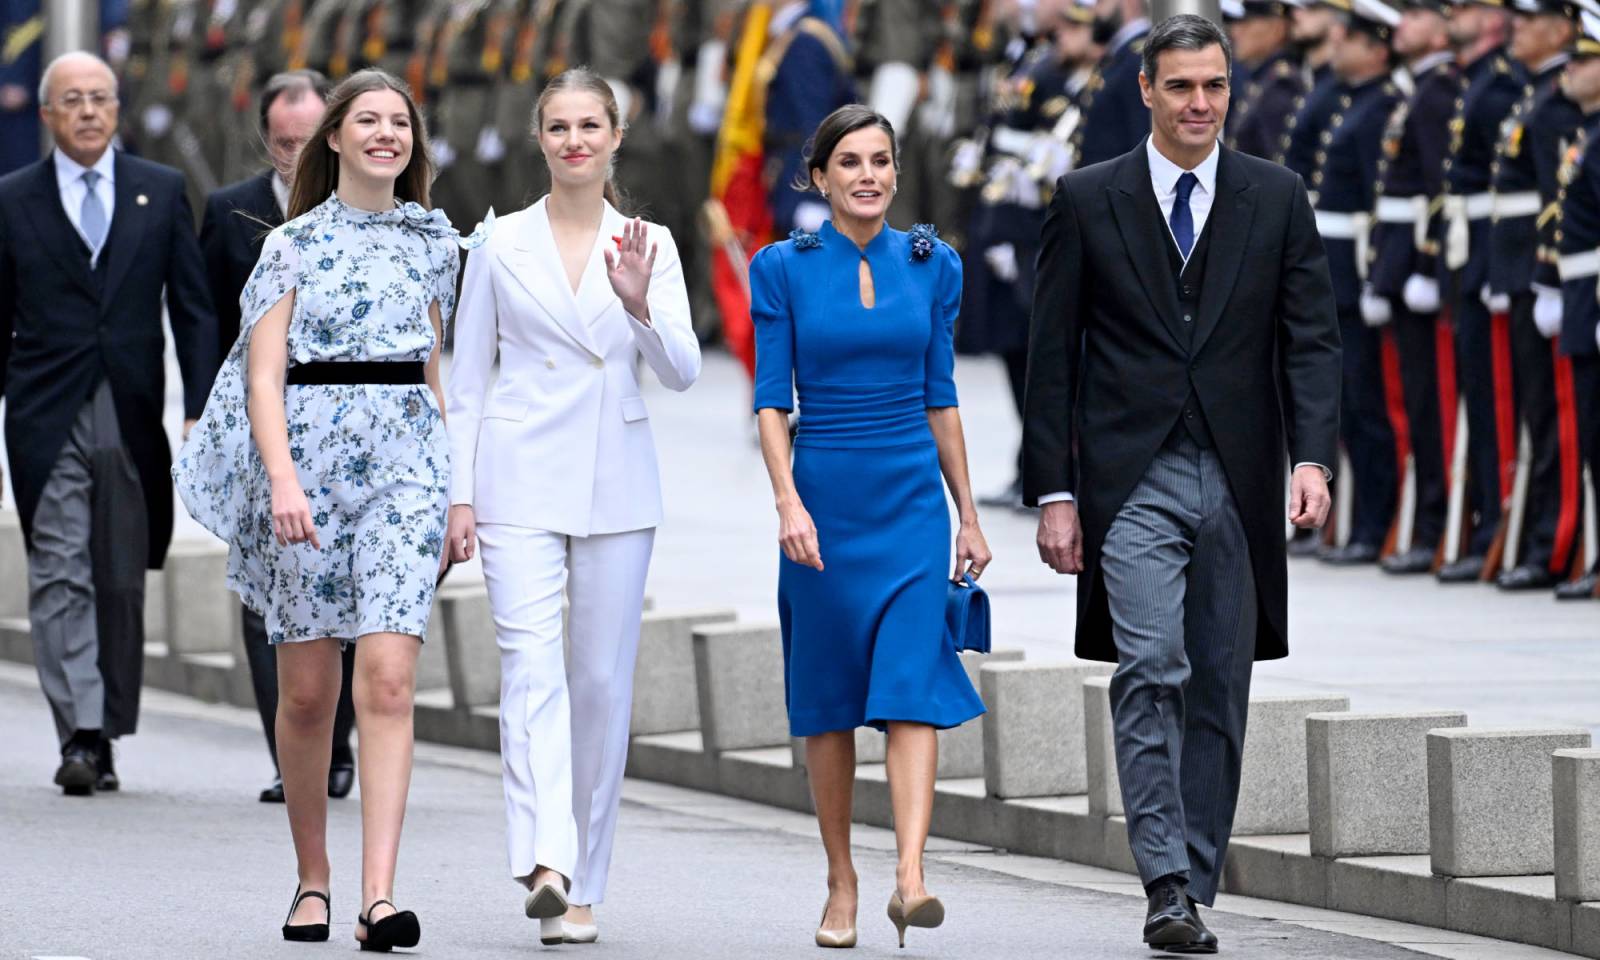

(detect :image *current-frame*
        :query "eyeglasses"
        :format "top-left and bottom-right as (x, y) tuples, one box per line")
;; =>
(50, 90), (117, 110)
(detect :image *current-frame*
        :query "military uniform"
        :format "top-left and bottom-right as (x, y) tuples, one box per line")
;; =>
(1487, 14), (1586, 588)
(427, 0), (509, 227)
(1284, 60), (1345, 186)
(762, 2), (855, 236)
(1554, 107), (1600, 597)
(0, 0), (42, 175)
(1438, 35), (1529, 578)
(1370, 45), (1458, 571)
(1072, 15), (1149, 168)
(1228, 48), (1307, 162)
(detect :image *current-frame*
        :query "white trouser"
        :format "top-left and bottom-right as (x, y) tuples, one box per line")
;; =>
(477, 523), (655, 905)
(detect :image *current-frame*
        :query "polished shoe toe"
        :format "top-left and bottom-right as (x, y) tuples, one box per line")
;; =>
(328, 762), (355, 799)
(1165, 898), (1220, 954)
(1556, 571), (1600, 600)
(1437, 556), (1486, 583)
(1319, 542), (1381, 566)
(1143, 878), (1200, 946)
(1497, 565), (1558, 591)
(1381, 546), (1435, 575)
(54, 744), (96, 796)
(260, 777), (286, 803)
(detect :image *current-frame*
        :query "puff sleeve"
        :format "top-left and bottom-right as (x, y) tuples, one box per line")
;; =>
(750, 244), (795, 413)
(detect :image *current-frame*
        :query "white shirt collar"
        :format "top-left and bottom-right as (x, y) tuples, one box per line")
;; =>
(54, 147), (115, 187)
(1409, 50), (1454, 78)
(1145, 135), (1219, 200)
(1536, 52), (1570, 76)
(272, 171), (291, 218)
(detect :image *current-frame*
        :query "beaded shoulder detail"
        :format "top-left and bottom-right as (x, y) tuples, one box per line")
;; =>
(789, 228), (822, 250)
(909, 223), (939, 262)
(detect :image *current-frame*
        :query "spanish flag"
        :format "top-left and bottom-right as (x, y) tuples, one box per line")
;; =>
(703, 2), (775, 382)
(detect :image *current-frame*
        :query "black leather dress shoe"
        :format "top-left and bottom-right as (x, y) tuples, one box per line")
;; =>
(260, 776), (286, 803)
(1437, 555), (1486, 583)
(1287, 529), (1322, 558)
(93, 739), (118, 792)
(1319, 541), (1381, 566)
(1497, 564), (1558, 591)
(55, 743), (96, 796)
(1143, 878), (1200, 948)
(1381, 546), (1435, 575)
(1556, 571), (1600, 600)
(328, 762), (355, 799)
(1167, 897), (1220, 954)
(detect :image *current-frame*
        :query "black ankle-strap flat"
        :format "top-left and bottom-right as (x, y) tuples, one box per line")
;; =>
(357, 899), (421, 953)
(281, 886), (330, 942)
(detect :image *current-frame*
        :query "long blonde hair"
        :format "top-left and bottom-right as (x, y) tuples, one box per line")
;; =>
(287, 69), (434, 219)
(532, 67), (626, 210)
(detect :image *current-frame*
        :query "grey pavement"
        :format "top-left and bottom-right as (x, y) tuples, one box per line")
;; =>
(0, 661), (1561, 960)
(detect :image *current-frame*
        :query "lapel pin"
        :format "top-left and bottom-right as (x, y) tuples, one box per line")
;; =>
(136, 194), (148, 206)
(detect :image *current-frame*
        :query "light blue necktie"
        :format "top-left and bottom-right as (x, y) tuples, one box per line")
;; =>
(80, 169), (107, 259)
(1171, 171), (1197, 260)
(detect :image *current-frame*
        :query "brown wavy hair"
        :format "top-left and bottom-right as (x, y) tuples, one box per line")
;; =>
(287, 69), (433, 219)
(532, 67), (626, 210)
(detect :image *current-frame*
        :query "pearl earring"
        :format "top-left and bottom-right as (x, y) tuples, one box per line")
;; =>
(821, 189), (829, 198)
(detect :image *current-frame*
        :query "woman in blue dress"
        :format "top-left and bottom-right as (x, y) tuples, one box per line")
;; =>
(751, 104), (992, 950)
(174, 70), (485, 951)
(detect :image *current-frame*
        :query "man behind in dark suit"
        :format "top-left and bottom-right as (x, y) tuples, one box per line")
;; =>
(1023, 14), (1340, 952)
(198, 68), (358, 805)
(0, 51), (217, 795)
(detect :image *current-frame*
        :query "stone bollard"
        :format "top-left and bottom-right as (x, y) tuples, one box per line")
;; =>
(1084, 675), (1122, 817)
(437, 583), (499, 709)
(936, 648), (1024, 779)
(693, 622), (788, 753)
(981, 661), (1114, 799)
(1428, 728), (1592, 877)
(1234, 695), (1350, 836)
(162, 540), (239, 657)
(1555, 748), (1600, 902)
(630, 608), (737, 736)
(1307, 710), (1468, 858)
(0, 510), (27, 619)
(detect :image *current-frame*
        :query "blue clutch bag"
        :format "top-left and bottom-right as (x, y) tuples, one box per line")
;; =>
(945, 573), (991, 654)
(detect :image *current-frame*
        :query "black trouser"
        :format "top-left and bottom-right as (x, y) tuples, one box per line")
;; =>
(1389, 304), (1449, 551)
(1574, 354), (1600, 576)
(1508, 294), (1585, 576)
(1453, 292), (1513, 557)
(1337, 303), (1400, 547)
(242, 604), (356, 771)
(1003, 345), (1028, 480)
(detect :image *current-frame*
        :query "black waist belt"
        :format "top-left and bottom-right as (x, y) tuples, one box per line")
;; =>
(287, 361), (425, 385)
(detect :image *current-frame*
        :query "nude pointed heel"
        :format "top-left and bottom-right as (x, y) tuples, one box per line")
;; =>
(815, 904), (858, 948)
(886, 892), (944, 949)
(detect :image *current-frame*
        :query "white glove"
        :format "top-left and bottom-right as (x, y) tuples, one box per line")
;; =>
(949, 139), (983, 185)
(984, 243), (1019, 283)
(1403, 274), (1440, 313)
(142, 104), (173, 137)
(432, 138), (456, 171)
(1533, 284), (1563, 339)
(1480, 283), (1510, 314)
(475, 125), (506, 165)
(1360, 290), (1392, 327)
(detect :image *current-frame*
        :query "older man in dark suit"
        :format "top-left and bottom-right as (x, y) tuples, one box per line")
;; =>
(0, 50), (217, 795)
(1023, 14), (1340, 952)
(198, 68), (358, 805)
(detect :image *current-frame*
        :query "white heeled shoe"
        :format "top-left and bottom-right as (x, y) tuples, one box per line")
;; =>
(539, 916), (563, 946)
(562, 919), (599, 944)
(525, 877), (569, 946)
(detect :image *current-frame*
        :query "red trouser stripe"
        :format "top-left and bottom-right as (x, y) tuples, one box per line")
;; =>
(1490, 311), (1518, 502)
(1380, 327), (1412, 475)
(1550, 342), (1583, 575)
(1436, 311), (1459, 469)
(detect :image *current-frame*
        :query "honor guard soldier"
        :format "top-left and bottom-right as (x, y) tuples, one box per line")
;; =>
(0, 0), (42, 175)
(1311, 0), (1408, 564)
(853, 0), (941, 226)
(426, 0), (509, 227)
(1366, 0), (1458, 575)
(1071, 0), (1149, 167)
(486, 0), (556, 212)
(1434, 0), (1528, 583)
(1552, 3), (1600, 599)
(957, 0), (1095, 508)
(1486, 0), (1588, 589)
(1225, 0), (1310, 162)
(763, 0), (855, 236)
(1283, 0), (1350, 189)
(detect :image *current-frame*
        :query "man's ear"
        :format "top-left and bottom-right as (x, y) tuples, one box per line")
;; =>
(1137, 70), (1154, 110)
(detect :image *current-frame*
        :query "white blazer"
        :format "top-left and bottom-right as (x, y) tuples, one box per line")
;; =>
(446, 198), (701, 537)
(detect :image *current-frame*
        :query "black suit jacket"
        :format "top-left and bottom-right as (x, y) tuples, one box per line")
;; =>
(1022, 142), (1341, 662)
(200, 171), (283, 354)
(0, 152), (218, 568)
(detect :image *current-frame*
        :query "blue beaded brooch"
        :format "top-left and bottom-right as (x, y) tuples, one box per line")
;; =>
(790, 228), (822, 250)
(909, 223), (939, 262)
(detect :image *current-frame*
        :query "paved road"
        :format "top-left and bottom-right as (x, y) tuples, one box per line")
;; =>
(0, 664), (1462, 960)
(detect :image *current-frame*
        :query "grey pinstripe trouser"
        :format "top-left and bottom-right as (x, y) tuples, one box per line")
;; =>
(1101, 430), (1257, 906)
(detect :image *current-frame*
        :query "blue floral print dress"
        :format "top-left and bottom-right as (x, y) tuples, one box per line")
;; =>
(175, 194), (487, 644)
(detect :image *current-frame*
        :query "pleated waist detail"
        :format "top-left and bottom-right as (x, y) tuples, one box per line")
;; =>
(795, 379), (932, 448)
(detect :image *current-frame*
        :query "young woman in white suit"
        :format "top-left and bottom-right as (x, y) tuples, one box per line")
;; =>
(443, 68), (700, 944)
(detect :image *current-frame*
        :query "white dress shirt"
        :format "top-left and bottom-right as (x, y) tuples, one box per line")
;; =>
(1037, 137), (1327, 507)
(53, 147), (116, 267)
(271, 172), (290, 219)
